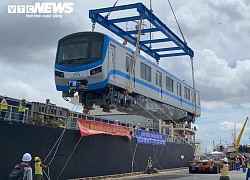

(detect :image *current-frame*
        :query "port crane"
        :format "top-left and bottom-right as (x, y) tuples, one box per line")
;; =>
(233, 117), (249, 150)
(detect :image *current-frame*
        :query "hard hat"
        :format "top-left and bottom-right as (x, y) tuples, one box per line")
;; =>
(22, 153), (32, 162)
(222, 158), (228, 163)
(21, 98), (26, 101)
(34, 157), (40, 161)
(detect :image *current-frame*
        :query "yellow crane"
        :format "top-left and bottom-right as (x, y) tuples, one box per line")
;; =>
(233, 117), (249, 150)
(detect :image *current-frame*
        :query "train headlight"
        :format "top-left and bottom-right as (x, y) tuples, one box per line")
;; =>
(55, 70), (64, 78)
(90, 66), (102, 75)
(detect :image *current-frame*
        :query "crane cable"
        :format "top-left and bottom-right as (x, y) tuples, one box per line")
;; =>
(127, 91), (217, 163)
(105, 0), (119, 19)
(167, 0), (197, 116)
(191, 57), (197, 117)
(167, 0), (186, 43)
(92, 0), (119, 32)
(127, 94), (194, 157)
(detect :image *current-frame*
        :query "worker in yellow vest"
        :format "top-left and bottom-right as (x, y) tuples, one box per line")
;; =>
(220, 157), (230, 180)
(146, 157), (153, 174)
(18, 98), (28, 123)
(34, 157), (48, 180)
(0, 96), (8, 120)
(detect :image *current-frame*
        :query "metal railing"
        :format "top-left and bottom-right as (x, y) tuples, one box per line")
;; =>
(0, 104), (31, 123)
(1, 104), (188, 144)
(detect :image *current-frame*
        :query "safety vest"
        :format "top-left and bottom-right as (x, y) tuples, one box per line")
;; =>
(0, 99), (8, 110)
(35, 162), (43, 175)
(220, 164), (229, 177)
(18, 103), (26, 112)
(248, 163), (250, 169)
(148, 159), (152, 168)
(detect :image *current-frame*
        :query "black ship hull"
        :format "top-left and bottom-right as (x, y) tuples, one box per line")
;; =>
(0, 121), (194, 179)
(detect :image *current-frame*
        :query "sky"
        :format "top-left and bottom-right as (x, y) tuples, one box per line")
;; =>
(0, 0), (250, 152)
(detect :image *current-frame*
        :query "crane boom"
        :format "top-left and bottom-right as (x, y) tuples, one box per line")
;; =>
(234, 117), (249, 149)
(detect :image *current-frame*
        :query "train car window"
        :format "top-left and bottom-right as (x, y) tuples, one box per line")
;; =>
(57, 33), (104, 66)
(197, 94), (201, 105)
(177, 82), (181, 96)
(156, 71), (162, 87)
(90, 35), (103, 59)
(140, 62), (151, 82)
(184, 87), (191, 100)
(58, 36), (89, 62)
(166, 76), (173, 92)
(126, 55), (133, 72)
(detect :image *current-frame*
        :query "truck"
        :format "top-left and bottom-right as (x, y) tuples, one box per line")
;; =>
(188, 160), (221, 174)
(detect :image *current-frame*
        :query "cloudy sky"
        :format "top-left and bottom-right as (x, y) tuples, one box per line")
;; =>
(1, 0), (250, 152)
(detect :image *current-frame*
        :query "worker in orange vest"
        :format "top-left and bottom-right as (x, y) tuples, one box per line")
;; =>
(220, 158), (230, 180)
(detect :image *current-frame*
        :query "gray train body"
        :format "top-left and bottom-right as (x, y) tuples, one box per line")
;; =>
(55, 32), (201, 122)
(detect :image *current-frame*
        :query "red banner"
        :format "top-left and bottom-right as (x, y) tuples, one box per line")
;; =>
(77, 118), (131, 139)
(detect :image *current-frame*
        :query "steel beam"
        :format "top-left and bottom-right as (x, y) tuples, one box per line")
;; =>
(136, 3), (194, 57)
(109, 16), (144, 23)
(126, 28), (159, 35)
(89, 3), (194, 60)
(160, 52), (187, 58)
(153, 47), (181, 52)
(89, 12), (160, 60)
(140, 38), (171, 44)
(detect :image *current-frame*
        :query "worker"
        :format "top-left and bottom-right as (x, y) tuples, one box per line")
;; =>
(18, 98), (28, 123)
(135, 123), (140, 130)
(145, 119), (150, 131)
(146, 157), (153, 174)
(0, 96), (8, 120)
(128, 123), (134, 136)
(235, 156), (240, 171)
(242, 157), (246, 173)
(9, 153), (33, 180)
(34, 156), (48, 180)
(58, 118), (65, 128)
(220, 157), (230, 180)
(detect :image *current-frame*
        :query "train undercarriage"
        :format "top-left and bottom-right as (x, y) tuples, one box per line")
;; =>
(73, 85), (194, 122)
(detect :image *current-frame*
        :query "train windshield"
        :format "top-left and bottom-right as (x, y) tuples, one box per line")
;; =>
(56, 34), (104, 66)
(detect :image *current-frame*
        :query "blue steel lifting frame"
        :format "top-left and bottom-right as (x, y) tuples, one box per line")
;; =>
(89, 3), (194, 63)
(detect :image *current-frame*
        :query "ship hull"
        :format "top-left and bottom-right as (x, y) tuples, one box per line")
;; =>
(0, 121), (194, 179)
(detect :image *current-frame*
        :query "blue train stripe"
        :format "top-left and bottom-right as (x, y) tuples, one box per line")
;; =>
(56, 69), (201, 110)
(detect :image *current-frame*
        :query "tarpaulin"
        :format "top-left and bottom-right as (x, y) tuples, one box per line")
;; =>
(77, 118), (131, 139)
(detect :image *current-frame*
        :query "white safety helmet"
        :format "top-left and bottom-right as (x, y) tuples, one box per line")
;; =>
(222, 157), (228, 163)
(22, 153), (32, 162)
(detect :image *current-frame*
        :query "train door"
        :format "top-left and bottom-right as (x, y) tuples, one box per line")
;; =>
(156, 71), (162, 98)
(177, 82), (182, 106)
(109, 45), (116, 78)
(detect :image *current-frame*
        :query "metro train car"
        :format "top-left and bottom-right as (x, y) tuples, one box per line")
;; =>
(54, 31), (201, 121)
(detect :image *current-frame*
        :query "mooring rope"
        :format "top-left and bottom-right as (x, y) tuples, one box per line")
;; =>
(57, 137), (83, 180)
